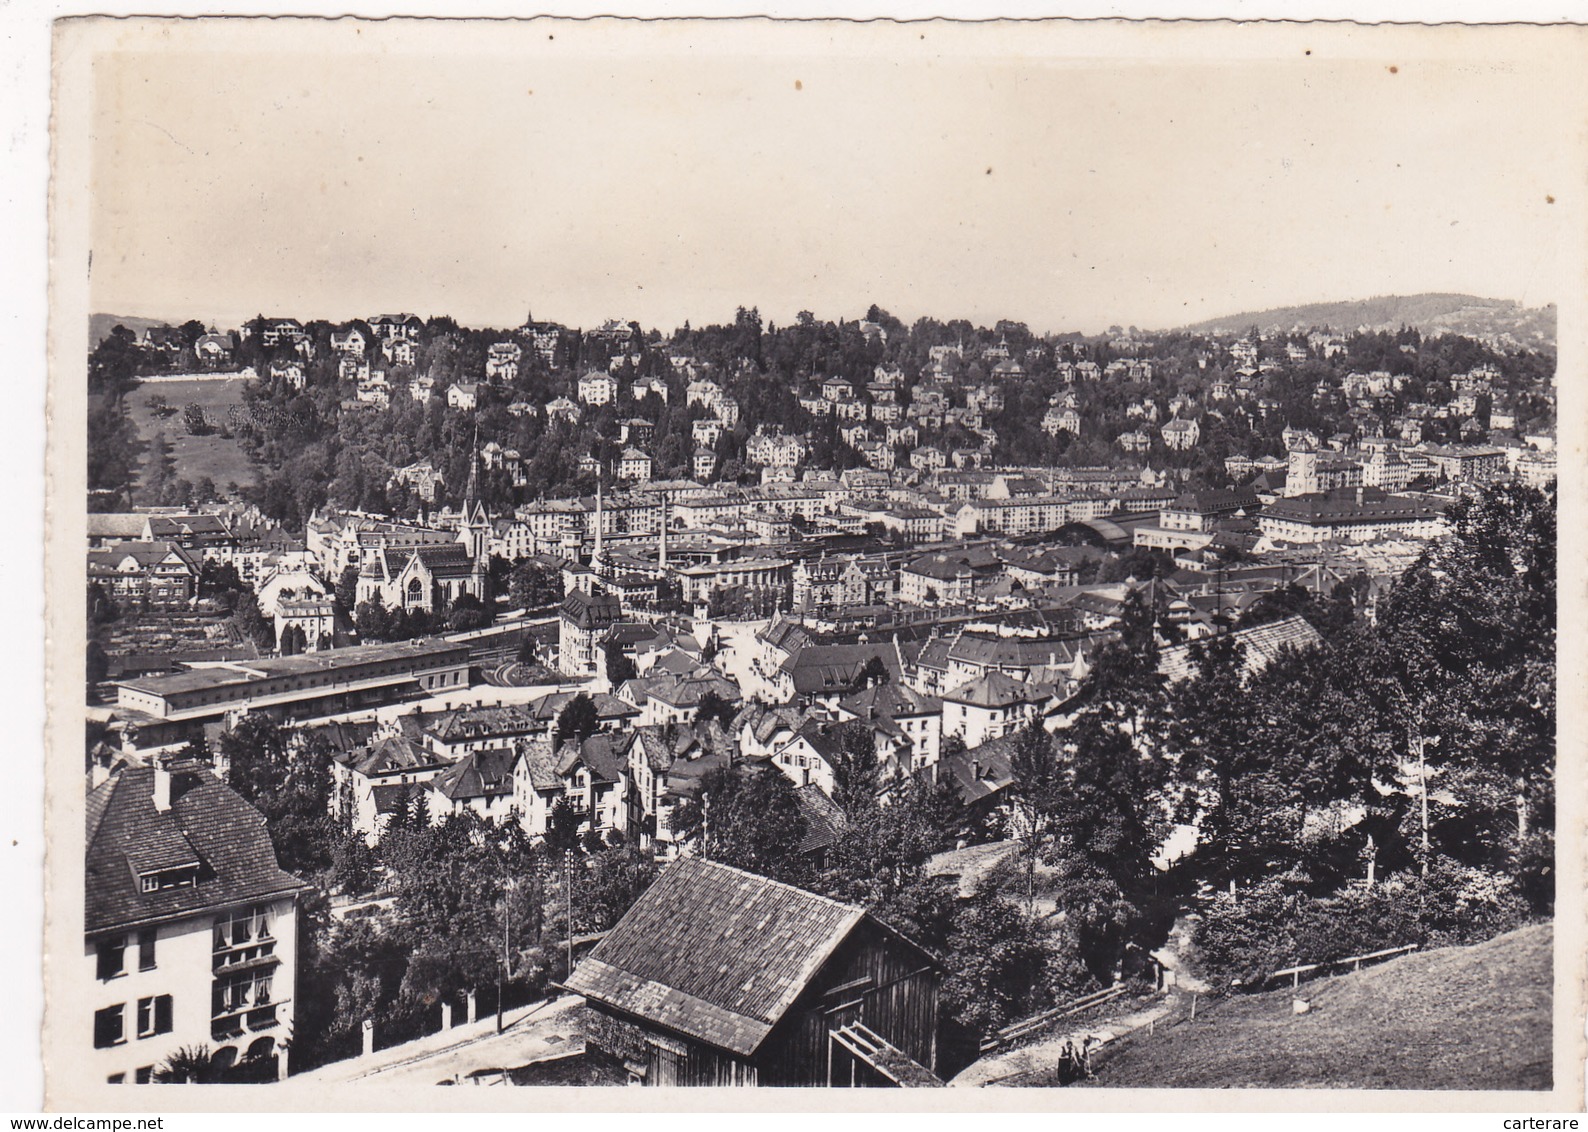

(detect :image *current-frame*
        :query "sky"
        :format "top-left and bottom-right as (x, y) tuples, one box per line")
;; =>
(84, 19), (1580, 337)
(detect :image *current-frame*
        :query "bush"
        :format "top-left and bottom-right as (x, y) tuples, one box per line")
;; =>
(1195, 859), (1534, 992)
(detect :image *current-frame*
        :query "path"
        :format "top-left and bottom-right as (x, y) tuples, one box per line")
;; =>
(950, 914), (1210, 1088)
(950, 993), (1179, 1087)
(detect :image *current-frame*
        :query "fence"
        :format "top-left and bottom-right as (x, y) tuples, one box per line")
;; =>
(979, 984), (1127, 1053)
(1265, 943), (1419, 990)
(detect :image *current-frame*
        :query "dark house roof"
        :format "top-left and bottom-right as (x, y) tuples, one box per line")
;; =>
(793, 785), (849, 857)
(430, 748), (517, 802)
(919, 736), (1019, 807)
(780, 641), (901, 696)
(566, 857), (936, 1058)
(561, 589), (623, 630)
(86, 765), (306, 936)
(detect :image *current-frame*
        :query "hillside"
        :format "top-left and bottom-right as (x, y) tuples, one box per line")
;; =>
(1180, 294), (1556, 351)
(1077, 923), (1552, 1090)
(90, 312), (175, 347)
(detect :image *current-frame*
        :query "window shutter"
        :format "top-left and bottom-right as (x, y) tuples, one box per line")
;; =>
(93, 1005), (124, 1048)
(155, 995), (173, 1035)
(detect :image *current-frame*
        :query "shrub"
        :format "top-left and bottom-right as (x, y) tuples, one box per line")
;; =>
(1194, 859), (1534, 992)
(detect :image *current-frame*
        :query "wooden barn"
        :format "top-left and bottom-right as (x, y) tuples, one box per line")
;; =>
(565, 856), (944, 1087)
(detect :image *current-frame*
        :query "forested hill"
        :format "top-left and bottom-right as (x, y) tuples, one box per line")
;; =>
(1180, 294), (1556, 351)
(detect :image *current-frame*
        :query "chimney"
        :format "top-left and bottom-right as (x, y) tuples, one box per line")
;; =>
(152, 762), (172, 812)
(971, 758), (982, 780)
(1355, 487), (1365, 504)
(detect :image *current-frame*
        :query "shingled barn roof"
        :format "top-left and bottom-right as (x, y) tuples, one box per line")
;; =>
(566, 857), (873, 1057)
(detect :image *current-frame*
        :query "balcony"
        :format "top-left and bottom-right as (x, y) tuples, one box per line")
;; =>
(211, 999), (285, 1042)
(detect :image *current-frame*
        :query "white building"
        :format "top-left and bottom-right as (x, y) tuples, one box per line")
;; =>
(578, 371), (620, 406)
(87, 763), (306, 1084)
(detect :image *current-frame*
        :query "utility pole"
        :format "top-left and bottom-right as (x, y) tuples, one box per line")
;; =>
(565, 851), (574, 981)
(701, 791), (711, 861)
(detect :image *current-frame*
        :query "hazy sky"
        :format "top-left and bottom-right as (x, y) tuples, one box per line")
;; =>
(86, 19), (1578, 335)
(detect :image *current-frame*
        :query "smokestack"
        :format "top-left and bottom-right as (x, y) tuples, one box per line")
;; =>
(152, 762), (172, 812)
(658, 497), (668, 571)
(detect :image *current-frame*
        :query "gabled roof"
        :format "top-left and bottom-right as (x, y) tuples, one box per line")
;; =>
(87, 541), (200, 574)
(946, 633), (1085, 672)
(380, 542), (477, 580)
(556, 734), (627, 785)
(429, 748), (516, 802)
(86, 765), (306, 935)
(568, 857), (909, 1057)
(513, 736), (562, 792)
(625, 728), (676, 773)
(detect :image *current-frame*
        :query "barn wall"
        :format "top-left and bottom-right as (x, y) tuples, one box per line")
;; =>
(583, 1004), (758, 1087)
(756, 924), (940, 1087)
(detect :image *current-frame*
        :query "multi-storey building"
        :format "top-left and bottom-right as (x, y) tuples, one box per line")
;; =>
(87, 762), (307, 1084)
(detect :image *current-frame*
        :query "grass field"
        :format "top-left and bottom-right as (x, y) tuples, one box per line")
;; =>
(125, 373), (259, 499)
(1061, 923), (1552, 1091)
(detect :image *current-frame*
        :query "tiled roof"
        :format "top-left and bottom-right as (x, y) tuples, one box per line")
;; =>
(513, 736), (562, 791)
(946, 634), (1084, 672)
(560, 589), (623, 630)
(780, 642), (901, 696)
(556, 734), (627, 785)
(425, 704), (543, 745)
(838, 681), (941, 720)
(566, 857), (867, 1056)
(86, 766), (305, 936)
(339, 734), (445, 778)
(794, 785), (848, 856)
(941, 670), (1050, 709)
(1158, 615), (1324, 684)
(923, 735), (1019, 804)
(430, 748), (516, 801)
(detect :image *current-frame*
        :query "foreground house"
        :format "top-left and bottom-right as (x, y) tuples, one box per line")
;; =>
(567, 857), (944, 1086)
(86, 762), (307, 1084)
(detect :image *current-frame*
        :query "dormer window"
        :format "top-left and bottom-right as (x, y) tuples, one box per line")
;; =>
(139, 866), (199, 893)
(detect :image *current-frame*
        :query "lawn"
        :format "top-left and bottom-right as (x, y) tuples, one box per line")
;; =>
(1056, 923), (1552, 1090)
(125, 373), (260, 498)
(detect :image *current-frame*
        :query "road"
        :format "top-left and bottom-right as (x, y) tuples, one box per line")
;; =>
(295, 994), (586, 1086)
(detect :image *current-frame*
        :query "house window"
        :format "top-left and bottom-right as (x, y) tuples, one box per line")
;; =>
(137, 995), (173, 1039)
(106, 1073), (125, 1085)
(137, 928), (157, 971)
(93, 1004), (126, 1048)
(96, 935), (126, 980)
(135, 1066), (154, 1084)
